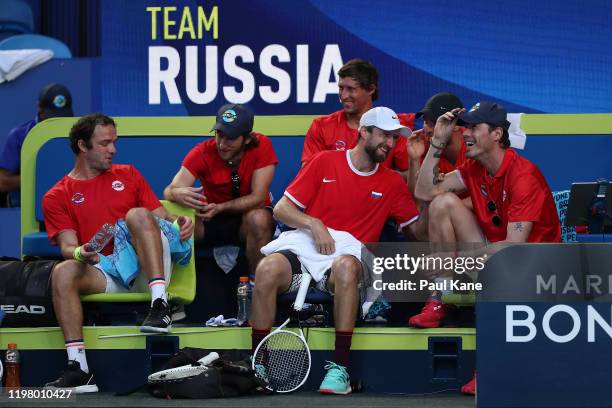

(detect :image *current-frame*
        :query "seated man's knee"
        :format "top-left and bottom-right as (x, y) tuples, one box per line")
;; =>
(125, 207), (153, 227)
(429, 192), (462, 218)
(52, 260), (84, 291)
(331, 255), (361, 287)
(244, 209), (273, 238)
(254, 255), (287, 290)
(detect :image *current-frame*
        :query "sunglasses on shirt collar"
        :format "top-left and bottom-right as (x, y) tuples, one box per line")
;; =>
(487, 200), (501, 227)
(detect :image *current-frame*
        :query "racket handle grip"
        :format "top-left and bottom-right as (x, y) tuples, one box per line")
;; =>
(197, 351), (220, 366)
(294, 273), (312, 311)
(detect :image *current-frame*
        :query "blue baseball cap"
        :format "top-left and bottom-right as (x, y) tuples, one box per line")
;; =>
(457, 101), (510, 130)
(212, 104), (254, 139)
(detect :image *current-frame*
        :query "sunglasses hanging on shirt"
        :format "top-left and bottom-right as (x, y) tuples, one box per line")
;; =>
(227, 160), (241, 199)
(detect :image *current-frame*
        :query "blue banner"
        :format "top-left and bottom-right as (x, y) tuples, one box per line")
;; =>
(100, 0), (612, 117)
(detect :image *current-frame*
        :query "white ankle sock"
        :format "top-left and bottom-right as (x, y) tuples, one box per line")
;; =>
(66, 340), (89, 373)
(149, 278), (167, 305)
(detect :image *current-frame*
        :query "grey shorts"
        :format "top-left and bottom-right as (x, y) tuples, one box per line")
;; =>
(276, 250), (333, 296)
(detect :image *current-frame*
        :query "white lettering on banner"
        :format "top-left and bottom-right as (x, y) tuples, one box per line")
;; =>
(506, 305), (612, 343)
(186, 46), (217, 104)
(148, 44), (343, 105)
(223, 45), (256, 103)
(149, 46), (181, 104)
(260, 45), (291, 104)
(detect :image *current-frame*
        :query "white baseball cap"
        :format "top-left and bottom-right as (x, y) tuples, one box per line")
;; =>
(359, 107), (412, 137)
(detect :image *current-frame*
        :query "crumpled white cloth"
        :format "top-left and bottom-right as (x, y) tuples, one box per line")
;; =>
(261, 227), (381, 318)
(261, 228), (362, 282)
(0, 49), (53, 83)
(507, 113), (527, 150)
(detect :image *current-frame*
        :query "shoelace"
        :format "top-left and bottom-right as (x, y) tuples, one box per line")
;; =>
(323, 361), (348, 382)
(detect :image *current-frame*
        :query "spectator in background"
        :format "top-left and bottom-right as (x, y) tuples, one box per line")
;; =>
(164, 104), (278, 278)
(301, 59), (414, 177)
(43, 113), (194, 392)
(0, 83), (73, 205)
(411, 101), (561, 395)
(407, 92), (466, 195)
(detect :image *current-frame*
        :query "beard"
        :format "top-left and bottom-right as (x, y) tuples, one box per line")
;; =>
(364, 142), (389, 163)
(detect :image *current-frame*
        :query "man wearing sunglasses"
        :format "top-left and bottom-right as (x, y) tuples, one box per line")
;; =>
(164, 104), (278, 277)
(412, 101), (561, 395)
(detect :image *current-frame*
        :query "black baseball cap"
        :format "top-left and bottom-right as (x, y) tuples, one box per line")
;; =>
(416, 92), (463, 121)
(39, 83), (73, 118)
(212, 104), (254, 139)
(457, 101), (511, 130)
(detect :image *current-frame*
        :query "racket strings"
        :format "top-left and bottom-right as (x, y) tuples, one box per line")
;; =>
(254, 331), (310, 392)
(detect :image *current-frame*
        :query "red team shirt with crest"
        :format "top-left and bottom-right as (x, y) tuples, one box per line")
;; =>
(42, 164), (161, 255)
(182, 133), (278, 205)
(301, 110), (415, 171)
(457, 149), (561, 243)
(285, 150), (419, 243)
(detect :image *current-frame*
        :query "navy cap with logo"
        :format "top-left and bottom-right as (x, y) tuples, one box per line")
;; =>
(39, 83), (73, 118)
(416, 92), (464, 121)
(457, 101), (511, 130)
(212, 104), (254, 139)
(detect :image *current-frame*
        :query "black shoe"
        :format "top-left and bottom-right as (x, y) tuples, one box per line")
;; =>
(169, 302), (186, 322)
(140, 298), (172, 333)
(45, 360), (99, 393)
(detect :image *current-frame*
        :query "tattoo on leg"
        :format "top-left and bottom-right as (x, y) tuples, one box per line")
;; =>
(513, 222), (523, 232)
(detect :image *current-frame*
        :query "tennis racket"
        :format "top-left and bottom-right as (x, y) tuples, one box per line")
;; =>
(252, 271), (312, 393)
(148, 351), (219, 384)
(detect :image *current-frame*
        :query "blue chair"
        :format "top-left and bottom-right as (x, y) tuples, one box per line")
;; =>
(0, 34), (72, 58)
(0, 0), (33, 40)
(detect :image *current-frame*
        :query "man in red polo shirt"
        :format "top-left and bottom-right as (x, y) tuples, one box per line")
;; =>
(407, 92), (467, 194)
(164, 104), (278, 277)
(301, 59), (414, 174)
(412, 101), (561, 395)
(252, 107), (426, 395)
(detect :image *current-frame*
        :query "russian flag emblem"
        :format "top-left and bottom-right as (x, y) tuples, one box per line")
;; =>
(371, 191), (383, 199)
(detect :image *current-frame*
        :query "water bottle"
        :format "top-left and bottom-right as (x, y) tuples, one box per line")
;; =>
(87, 223), (115, 252)
(236, 276), (252, 324)
(4, 343), (20, 390)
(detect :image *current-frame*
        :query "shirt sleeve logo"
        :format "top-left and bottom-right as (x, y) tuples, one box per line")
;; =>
(371, 191), (383, 199)
(335, 140), (347, 151)
(112, 180), (125, 191)
(71, 192), (85, 204)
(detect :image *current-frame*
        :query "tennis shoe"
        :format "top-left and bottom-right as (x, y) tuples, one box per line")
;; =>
(319, 361), (351, 395)
(408, 299), (453, 328)
(45, 360), (99, 393)
(462, 371), (476, 395)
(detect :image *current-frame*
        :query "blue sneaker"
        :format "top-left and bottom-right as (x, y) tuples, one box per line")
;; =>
(319, 361), (351, 395)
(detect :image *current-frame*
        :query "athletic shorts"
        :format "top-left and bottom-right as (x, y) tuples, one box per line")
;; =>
(276, 250), (333, 296)
(95, 232), (172, 294)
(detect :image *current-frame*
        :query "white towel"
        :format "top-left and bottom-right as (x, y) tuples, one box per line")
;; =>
(0, 49), (53, 83)
(261, 228), (362, 282)
(507, 113), (527, 150)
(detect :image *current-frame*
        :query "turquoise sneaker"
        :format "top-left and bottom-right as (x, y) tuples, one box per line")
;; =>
(318, 361), (351, 395)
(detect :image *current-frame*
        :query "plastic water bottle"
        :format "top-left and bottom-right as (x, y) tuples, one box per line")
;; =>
(4, 343), (20, 390)
(236, 276), (252, 324)
(87, 223), (115, 252)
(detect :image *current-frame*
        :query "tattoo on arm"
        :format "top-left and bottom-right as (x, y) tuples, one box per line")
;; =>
(513, 222), (523, 232)
(433, 166), (440, 185)
(433, 149), (443, 158)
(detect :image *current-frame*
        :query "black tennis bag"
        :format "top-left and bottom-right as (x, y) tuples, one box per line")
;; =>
(148, 348), (268, 399)
(0, 258), (59, 327)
